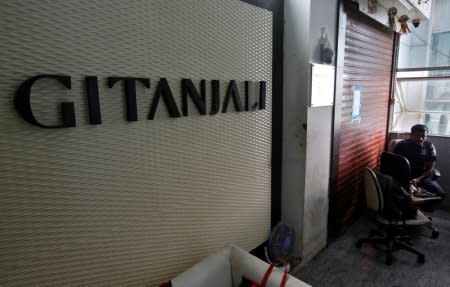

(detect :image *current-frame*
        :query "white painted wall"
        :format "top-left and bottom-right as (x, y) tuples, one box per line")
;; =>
(283, 0), (311, 260)
(283, 0), (337, 263)
(303, 106), (333, 261)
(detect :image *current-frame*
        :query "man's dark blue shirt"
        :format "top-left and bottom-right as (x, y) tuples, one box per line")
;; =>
(393, 139), (437, 179)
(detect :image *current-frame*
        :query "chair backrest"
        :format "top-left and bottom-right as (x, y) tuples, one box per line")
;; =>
(380, 151), (411, 190)
(364, 167), (384, 212)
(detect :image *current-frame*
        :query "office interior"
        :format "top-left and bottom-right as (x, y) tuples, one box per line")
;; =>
(1, 0), (449, 286)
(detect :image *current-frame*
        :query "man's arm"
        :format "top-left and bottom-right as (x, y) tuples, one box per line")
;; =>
(410, 160), (435, 185)
(411, 142), (437, 185)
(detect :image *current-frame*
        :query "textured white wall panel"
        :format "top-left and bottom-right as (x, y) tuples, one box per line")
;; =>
(0, 0), (273, 286)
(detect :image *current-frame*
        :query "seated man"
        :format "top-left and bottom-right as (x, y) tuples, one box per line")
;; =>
(393, 124), (447, 200)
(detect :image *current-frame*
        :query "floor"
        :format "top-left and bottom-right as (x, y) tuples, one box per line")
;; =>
(291, 208), (450, 287)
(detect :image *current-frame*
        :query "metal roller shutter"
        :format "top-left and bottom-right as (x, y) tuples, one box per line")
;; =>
(331, 10), (395, 231)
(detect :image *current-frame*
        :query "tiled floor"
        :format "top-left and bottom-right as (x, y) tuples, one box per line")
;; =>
(292, 208), (450, 287)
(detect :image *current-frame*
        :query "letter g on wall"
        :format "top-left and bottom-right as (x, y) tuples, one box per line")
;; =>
(14, 75), (76, 128)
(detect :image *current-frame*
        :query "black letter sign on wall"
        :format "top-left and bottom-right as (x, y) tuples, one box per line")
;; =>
(15, 76), (267, 127)
(259, 81), (266, 110)
(108, 77), (150, 122)
(14, 75), (76, 128)
(210, 80), (220, 115)
(222, 80), (243, 113)
(86, 76), (102, 125)
(148, 78), (181, 120)
(181, 79), (206, 116)
(245, 81), (256, 111)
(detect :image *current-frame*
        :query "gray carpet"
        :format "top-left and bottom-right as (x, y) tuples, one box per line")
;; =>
(291, 208), (450, 287)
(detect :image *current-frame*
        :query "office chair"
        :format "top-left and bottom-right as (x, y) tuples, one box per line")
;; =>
(380, 150), (441, 191)
(356, 167), (431, 265)
(380, 151), (440, 238)
(380, 151), (410, 190)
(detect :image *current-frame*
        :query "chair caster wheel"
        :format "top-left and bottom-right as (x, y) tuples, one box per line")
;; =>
(356, 240), (363, 248)
(418, 255), (425, 264)
(432, 230), (439, 239)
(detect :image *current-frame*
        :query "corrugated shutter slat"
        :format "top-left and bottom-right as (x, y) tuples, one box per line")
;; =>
(335, 14), (394, 229)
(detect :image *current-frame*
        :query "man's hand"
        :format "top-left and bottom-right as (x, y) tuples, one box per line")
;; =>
(410, 178), (419, 186)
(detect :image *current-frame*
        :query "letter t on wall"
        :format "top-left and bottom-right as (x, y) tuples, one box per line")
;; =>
(108, 77), (150, 121)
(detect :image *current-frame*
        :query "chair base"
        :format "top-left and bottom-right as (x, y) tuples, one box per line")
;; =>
(425, 222), (439, 238)
(356, 227), (425, 265)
